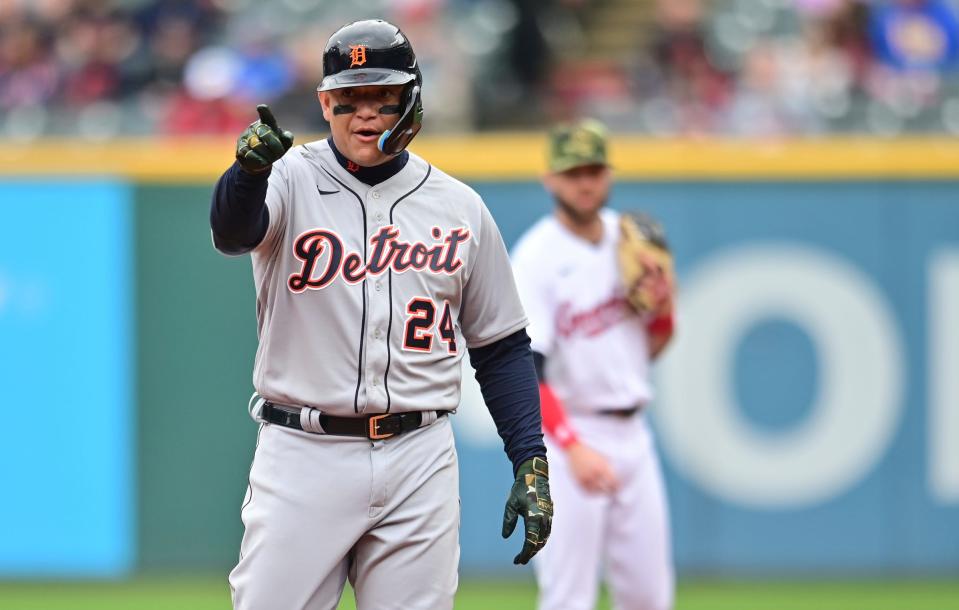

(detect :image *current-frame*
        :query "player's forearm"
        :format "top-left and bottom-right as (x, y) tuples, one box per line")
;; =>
(210, 161), (271, 254)
(532, 351), (581, 449)
(468, 329), (547, 475)
(539, 381), (580, 449)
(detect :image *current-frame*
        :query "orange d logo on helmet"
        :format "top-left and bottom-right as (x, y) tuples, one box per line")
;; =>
(349, 45), (368, 67)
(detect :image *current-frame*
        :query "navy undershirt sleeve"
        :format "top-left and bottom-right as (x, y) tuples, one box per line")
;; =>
(468, 328), (547, 475)
(210, 161), (271, 255)
(532, 351), (546, 381)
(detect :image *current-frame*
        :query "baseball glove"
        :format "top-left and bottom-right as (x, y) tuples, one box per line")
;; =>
(617, 211), (674, 316)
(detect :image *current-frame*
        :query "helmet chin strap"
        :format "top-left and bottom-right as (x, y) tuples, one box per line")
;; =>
(377, 85), (422, 156)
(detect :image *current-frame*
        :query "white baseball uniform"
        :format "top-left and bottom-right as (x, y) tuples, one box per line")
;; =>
(221, 138), (528, 610)
(511, 208), (674, 610)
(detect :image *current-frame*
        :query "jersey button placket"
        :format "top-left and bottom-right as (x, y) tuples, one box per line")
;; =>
(365, 188), (391, 411)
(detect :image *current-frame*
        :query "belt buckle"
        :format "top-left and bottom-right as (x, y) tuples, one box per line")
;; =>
(368, 414), (394, 440)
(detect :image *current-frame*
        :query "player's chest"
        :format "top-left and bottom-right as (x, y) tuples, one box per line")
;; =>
(550, 243), (632, 337)
(551, 242), (621, 303)
(282, 189), (472, 294)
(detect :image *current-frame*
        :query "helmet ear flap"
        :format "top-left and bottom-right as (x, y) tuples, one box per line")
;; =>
(378, 84), (422, 156)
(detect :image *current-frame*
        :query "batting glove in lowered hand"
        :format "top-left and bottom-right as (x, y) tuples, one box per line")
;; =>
(502, 456), (553, 565)
(236, 104), (294, 174)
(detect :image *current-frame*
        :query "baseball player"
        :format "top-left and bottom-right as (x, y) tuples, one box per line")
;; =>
(209, 19), (553, 610)
(511, 120), (676, 610)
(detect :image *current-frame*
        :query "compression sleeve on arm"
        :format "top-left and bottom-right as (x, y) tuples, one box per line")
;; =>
(210, 161), (271, 255)
(532, 351), (580, 449)
(468, 328), (547, 475)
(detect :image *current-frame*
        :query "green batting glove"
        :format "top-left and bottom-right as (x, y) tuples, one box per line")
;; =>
(502, 456), (553, 565)
(236, 104), (294, 174)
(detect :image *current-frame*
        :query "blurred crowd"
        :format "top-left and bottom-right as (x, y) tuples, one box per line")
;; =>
(581, 0), (959, 135)
(0, 0), (957, 138)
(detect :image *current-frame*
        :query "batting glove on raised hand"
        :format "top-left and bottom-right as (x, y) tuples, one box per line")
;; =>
(502, 456), (553, 565)
(236, 104), (294, 174)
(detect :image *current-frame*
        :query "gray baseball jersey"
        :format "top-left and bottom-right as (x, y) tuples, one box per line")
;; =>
(237, 138), (527, 415)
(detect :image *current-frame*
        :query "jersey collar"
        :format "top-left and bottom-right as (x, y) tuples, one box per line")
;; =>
(327, 137), (410, 187)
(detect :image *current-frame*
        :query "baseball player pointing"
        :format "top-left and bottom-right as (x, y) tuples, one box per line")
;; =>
(209, 20), (552, 610)
(511, 120), (676, 610)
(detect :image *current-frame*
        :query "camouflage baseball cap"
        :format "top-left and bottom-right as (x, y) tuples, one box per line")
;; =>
(547, 119), (609, 173)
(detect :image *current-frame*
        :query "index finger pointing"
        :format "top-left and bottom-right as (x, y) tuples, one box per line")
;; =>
(256, 104), (279, 130)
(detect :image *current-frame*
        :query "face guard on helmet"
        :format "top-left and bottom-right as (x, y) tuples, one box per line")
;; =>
(318, 19), (423, 156)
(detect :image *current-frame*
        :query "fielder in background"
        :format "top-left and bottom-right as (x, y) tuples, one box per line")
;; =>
(209, 19), (552, 610)
(511, 120), (676, 610)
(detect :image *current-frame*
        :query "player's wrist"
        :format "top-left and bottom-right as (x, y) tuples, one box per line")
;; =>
(551, 422), (580, 450)
(235, 161), (273, 178)
(646, 313), (674, 336)
(516, 455), (549, 478)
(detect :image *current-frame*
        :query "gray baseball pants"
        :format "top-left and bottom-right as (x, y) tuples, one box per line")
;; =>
(229, 416), (460, 610)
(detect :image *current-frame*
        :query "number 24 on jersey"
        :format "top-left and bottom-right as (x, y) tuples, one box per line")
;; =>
(403, 297), (457, 354)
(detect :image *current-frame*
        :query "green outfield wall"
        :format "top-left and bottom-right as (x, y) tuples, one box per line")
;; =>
(136, 185), (258, 570)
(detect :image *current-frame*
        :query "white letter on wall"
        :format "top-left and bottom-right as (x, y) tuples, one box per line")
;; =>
(929, 249), (959, 503)
(654, 244), (904, 508)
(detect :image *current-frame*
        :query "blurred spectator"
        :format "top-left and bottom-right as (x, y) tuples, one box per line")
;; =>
(723, 40), (825, 136)
(506, 0), (553, 93)
(233, 44), (295, 104)
(161, 91), (249, 135)
(647, 0), (731, 134)
(57, 10), (133, 106)
(0, 16), (59, 108)
(870, 0), (959, 71)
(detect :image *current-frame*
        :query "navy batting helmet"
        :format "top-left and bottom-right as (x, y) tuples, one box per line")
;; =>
(318, 19), (422, 92)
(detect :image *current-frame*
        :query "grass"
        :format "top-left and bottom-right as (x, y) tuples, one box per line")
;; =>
(0, 578), (957, 610)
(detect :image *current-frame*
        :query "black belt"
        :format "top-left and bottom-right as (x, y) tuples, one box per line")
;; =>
(261, 401), (449, 440)
(596, 406), (641, 418)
